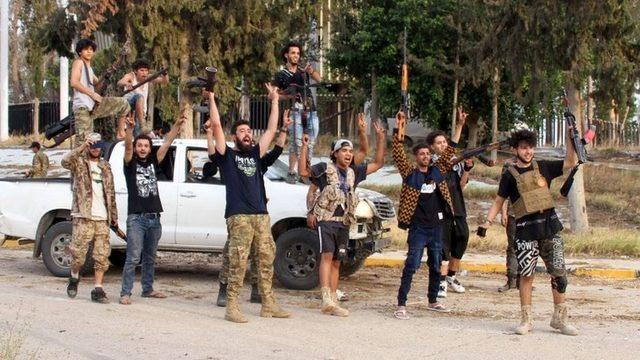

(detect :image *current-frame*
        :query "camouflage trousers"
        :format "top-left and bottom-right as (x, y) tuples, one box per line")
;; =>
(219, 237), (259, 286)
(74, 97), (130, 146)
(226, 214), (276, 303)
(68, 217), (111, 273)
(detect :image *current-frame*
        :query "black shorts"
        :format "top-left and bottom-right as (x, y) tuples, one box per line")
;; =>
(318, 221), (349, 260)
(442, 217), (469, 261)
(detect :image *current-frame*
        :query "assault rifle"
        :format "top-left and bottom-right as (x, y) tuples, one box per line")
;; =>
(434, 139), (509, 173)
(110, 224), (127, 242)
(398, 26), (409, 141)
(44, 40), (132, 148)
(559, 90), (596, 197)
(123, 67), (168, 95)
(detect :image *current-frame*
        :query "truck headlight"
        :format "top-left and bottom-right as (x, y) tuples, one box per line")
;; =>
(354, 199), (375, 219)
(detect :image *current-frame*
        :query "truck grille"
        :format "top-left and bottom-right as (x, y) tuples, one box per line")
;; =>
(372, 198), (396, 219)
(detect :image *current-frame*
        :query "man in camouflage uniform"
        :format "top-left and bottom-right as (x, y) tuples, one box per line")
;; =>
(70, 39), (130, 146)
(61, 133), (118, 304)
(205, 85), (290, 323)
(25, 141), (49, 178)
(212, 110), (291, 307)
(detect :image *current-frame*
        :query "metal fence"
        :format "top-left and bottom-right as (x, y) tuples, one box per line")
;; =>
(9, 95), (356, 138)
(537, 116), (640, 148)
(8, 102), (67, 136)
(226, 94), (356, 137)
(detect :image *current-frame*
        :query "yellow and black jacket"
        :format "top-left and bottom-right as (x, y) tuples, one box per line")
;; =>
(392, 134), (453, 230)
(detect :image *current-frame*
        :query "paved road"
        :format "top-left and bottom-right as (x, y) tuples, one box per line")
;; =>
(0, 248), (638, 359)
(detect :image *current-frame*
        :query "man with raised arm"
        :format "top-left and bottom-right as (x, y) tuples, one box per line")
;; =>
(481, 129), (578, 336)
(391, 111), (452, 319)
(207, 110), (292, 307)
(298, 120), (386, 317)
(205, 84), (291, 323)
(119, 112), (184, 305)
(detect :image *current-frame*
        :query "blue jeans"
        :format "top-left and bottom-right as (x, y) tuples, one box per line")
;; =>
(125, 93), (144, 136)
(120, 214), (162, 297)
(288, 110), (319, 159)
(397, 225), (443, 305)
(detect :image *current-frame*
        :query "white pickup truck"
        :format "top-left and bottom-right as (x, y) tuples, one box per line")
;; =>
(0, 139), (395, 289)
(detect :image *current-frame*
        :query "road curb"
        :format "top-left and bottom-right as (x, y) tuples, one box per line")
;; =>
(364, 257), (639, 280)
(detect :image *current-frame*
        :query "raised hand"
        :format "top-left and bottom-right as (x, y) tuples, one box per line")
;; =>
(396, 110), (406, 128)
(282, 109), (292, 128)
(302, 134), (310, 147)
(175, 114), (187, 128)
(373, 121), (385, 138)
(456, 106), (468, 127)
(125, 112), (135, 129)
(357, 113), (366, 133)
(265, 83), (279, 101)
(204, 120), (213, 136)
(304, 63), (314, 74)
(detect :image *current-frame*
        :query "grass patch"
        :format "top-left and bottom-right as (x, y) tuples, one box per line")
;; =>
(360, 184), (401, 203)
(0, 134), (72, 148)
(465, 226), (640, 257)
(562, 228), (640, 257)
(463, 185), (498, 200)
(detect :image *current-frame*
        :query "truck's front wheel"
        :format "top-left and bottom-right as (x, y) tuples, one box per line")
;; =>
(41, 221), (93, 277)
(274, 228), (320, 290)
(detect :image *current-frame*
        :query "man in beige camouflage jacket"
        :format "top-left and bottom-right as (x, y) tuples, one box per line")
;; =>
(25, 142), (49, 178)
(61, 133), (117, 304)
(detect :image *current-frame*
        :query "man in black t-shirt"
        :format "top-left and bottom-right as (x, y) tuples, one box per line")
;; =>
(207, 109), (292, 307)
(299, 122), (386, 317)
(426, 108), (473, 298)
(205, 84), (291, 323)
(482, 129), (578, 336)
(273, 42), (322, 184)
(119, 113), (183, 305)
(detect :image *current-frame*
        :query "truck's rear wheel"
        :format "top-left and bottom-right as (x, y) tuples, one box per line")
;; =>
(41, 221), (93, 277)
(274, 228), (320, 290)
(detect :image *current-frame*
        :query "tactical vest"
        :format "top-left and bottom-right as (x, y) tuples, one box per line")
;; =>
(507, 161), (555, 219)
(312, 163), (359, 225)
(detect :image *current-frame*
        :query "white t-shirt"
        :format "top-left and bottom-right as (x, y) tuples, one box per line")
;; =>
(90, 161), (108, 221)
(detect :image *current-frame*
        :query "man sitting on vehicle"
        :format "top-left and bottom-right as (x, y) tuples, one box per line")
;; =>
(62, 132), (117, 304)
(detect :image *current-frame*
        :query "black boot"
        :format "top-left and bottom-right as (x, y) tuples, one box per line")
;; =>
(250, 283), (262, 304)
(498, 277), (517, 292)
(216, 283), (227, 307)
(67, 277), (79, 298)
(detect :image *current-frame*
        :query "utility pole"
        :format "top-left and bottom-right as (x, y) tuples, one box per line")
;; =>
(59, 0), (69, 120)
(1, 0), (9, 141)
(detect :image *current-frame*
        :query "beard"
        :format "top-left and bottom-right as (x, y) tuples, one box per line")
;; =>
(235, 137), (252, 153)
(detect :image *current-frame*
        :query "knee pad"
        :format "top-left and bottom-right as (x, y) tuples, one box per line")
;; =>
(551, 276), (568, 293)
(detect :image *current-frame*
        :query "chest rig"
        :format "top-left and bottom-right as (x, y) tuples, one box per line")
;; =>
(507, 161), (555, 219)
(312, 163), (359, 225)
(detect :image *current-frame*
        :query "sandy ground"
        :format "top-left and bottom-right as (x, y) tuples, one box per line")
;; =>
(1, 248), (638, 360)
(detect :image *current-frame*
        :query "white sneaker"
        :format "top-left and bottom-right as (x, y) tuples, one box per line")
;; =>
(446, 276), (466, 293)
(437, 281), (447, 298)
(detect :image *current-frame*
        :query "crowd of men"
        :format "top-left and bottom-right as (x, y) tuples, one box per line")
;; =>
(23, 38), (579, 335)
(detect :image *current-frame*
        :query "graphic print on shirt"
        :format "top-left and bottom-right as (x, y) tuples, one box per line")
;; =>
(235, 155), (256, 177)
(136, 163), (158, 198)
(421, 181), (436, 194)
(91, 168), (103, 186)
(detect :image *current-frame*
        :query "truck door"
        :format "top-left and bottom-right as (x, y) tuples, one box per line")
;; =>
(174, 147), (227, 247)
